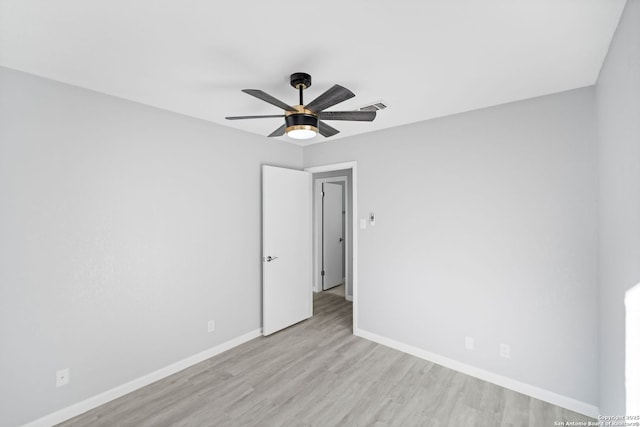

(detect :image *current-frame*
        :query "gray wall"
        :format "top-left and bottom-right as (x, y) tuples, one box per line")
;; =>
(596, 0), (640, 415)
(304, 88), (599, 405)
(0, 67), (302, 426)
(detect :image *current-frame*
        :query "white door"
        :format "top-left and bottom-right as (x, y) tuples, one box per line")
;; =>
(322, 182), (344, 290)
(262, 165), (312, 336)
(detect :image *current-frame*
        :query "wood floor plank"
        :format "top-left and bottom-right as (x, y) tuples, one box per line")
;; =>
(58, 292), (595, 426)
(499, 388), (531, 427)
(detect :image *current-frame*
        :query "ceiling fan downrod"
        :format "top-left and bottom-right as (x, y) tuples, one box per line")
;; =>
(290, 72), (312, 106)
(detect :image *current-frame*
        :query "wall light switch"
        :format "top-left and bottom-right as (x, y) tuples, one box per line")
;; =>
(207, 320), (215, 333)
(369, 212), (376, 226)
(465, 336), (474, 350)
(360, 219), (367, 229)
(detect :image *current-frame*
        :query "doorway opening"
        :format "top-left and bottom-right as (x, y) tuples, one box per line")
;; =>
(305, 162), (358, 333)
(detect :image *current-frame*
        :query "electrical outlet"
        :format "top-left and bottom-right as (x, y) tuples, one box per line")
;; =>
(207, 320), (215, 333)
(465, 336), (474, 350)
(500, 343), (511, 359)
(56, 368), (70, 388)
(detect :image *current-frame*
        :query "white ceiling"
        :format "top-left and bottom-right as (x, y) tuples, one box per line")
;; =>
(0, 0), (626, 145)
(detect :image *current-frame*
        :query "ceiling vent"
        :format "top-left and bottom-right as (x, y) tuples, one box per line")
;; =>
(358, 101), (387, 112)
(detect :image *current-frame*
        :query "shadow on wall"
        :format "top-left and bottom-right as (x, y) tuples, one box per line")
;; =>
(626, 283), (640, 415)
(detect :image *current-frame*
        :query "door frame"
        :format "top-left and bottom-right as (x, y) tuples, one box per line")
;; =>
(305, 162), (358, 332)
(315, 177), (349, 297)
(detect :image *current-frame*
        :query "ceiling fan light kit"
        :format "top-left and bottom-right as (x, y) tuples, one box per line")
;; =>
(286, 123), (318, 140)
(226, 72), (377, 140)
(285, 105), (318, 140)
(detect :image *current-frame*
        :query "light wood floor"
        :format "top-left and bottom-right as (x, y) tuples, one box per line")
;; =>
(59, 292), (594, 426)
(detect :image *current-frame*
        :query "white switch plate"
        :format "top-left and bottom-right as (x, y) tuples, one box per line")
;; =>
(500, 343), (510, 358)
(360, 219), (367, 229)
(465, 336), (474, 350)
(56, 368), (70, 388)
(207, 320), (215, 333)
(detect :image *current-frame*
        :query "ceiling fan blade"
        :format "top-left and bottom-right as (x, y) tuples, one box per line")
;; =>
(225, 115), (285, 120)
(318, 121), (340, 137)
(268, 124), (286, 137)
(242, 89), (297, 112)
(318, 111), (376, 122)
(305, 85), (355, 113)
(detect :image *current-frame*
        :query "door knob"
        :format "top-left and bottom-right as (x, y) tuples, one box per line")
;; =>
(339, 237), (344, 243)
(265, 256), (279, 262)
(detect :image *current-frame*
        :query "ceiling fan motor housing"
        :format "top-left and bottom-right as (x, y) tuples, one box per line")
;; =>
(285, 111), (318, 134)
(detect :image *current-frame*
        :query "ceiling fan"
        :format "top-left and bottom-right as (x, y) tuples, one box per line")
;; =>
(225, 72), (376, 140)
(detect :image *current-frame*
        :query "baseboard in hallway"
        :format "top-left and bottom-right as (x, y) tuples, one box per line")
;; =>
(323, 283), (345, 297)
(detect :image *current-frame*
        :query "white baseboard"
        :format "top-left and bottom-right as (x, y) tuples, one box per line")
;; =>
(23, 329), (262, 427)
(354, 328), (599, 419)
